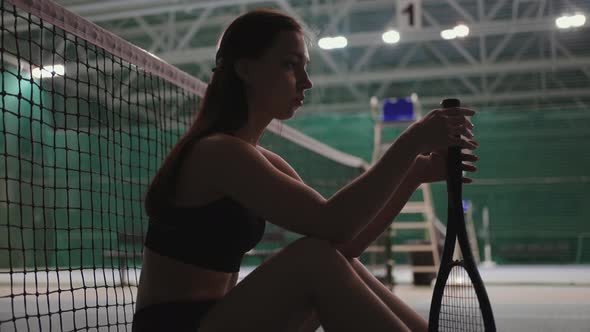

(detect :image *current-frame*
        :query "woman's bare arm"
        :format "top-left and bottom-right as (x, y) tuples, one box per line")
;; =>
(197, 132), (418, 244)
(259, 146), (422, 258)
(334, 171), (421, 258)
(197, 108), (474, 244)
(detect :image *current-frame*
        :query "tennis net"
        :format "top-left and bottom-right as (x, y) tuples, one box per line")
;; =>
(0, 0), (368, 330)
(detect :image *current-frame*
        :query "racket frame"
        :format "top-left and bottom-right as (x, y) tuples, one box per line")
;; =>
(428, 99), (496, 332)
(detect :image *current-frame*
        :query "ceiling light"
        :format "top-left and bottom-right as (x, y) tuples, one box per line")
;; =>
(453, 24), (470, 37)
(556, 13), (586, 29)
(382, 30), (400, 44)
(440, 24), (470, 40)
(318, 36), (348, 50)
(440, 29), (456, 40)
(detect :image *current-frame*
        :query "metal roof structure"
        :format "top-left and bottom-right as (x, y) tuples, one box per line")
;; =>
(55, 0), (590, 111)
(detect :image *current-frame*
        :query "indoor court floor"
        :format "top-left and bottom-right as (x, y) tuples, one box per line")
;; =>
(1, 265), (589, 331)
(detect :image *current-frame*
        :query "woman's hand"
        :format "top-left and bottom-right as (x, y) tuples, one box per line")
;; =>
(409, 148), (479, 184)
(405, 107), (477, 154)
(401, 105), (479, 184)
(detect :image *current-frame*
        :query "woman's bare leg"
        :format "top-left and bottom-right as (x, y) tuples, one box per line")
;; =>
(349, 258), (428, 332)
(283, 307), (319, 332)
(291, 258), (428, 332)
(199, 237), (409, 332)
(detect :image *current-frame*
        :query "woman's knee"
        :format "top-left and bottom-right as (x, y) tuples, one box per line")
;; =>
(284, 237), (347, 265)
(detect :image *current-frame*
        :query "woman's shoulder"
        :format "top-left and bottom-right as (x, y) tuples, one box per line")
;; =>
(172, 134), (240, 205)
(256, 145), (303, 182)
(197, 133), (253, 152)
(187, 133), (261, 171)
(202, 135), (285, 166)
(255, 144), (281, 164)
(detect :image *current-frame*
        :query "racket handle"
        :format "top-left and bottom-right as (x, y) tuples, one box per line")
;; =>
(441, 98), (461, 153)
(441, 98), (463, 205)
(441, 98), (460, 108)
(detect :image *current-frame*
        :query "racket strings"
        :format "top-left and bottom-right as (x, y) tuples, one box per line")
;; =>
(438, 265), (485, 331)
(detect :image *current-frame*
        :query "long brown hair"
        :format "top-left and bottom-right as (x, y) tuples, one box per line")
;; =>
(145, 9), (303, 217)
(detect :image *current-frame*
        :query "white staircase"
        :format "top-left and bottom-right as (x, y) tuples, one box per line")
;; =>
(366, 94), (441, 286)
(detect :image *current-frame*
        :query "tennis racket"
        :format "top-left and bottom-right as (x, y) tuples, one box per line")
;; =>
(428, 98), (496, 332)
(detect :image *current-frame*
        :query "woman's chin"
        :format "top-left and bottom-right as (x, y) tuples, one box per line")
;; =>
(276, 106), (298, 120)
(276, 114), (294, 121)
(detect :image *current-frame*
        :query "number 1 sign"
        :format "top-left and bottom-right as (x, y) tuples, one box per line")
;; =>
(397, 0), (422, 30)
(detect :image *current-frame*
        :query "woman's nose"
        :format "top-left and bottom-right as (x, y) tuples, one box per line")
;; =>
(299, 72), (313, 90)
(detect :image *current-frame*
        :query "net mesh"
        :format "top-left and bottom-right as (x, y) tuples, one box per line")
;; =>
(0, 0), (367, 330)
(438, 264), (485, 331)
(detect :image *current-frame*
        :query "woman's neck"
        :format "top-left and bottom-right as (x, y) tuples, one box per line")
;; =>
(233, 113), (272, 146)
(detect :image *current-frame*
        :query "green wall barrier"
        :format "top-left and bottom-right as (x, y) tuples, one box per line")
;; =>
(286, 108), (590, 264)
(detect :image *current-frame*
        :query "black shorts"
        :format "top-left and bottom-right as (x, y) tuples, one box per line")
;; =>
(132, 299), (218, 332)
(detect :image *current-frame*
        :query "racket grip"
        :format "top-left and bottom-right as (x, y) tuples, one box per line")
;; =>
(441, 98), (463, 204)
(441, 98), (460, 109)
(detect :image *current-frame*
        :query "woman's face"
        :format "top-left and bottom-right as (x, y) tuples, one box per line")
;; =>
(244, 30), (313, 120)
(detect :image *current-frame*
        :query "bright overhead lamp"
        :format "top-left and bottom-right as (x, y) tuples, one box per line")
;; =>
(382, 30), (400, 44)
(555, 13), (586, 29)
(440, 23), (470, 40)
(454, 24), (470, 37)
(440, 29), (456, 40)
(31, 65), (64, 79)
(318, 36), (348, 50)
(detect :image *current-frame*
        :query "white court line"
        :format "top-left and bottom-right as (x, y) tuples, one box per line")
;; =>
(2, 265), (590, 291)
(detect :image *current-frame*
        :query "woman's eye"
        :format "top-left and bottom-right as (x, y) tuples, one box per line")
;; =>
(285, 61), (297, 69)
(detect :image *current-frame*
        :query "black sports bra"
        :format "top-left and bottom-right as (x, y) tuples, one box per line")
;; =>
(144, 196), (266, 273)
